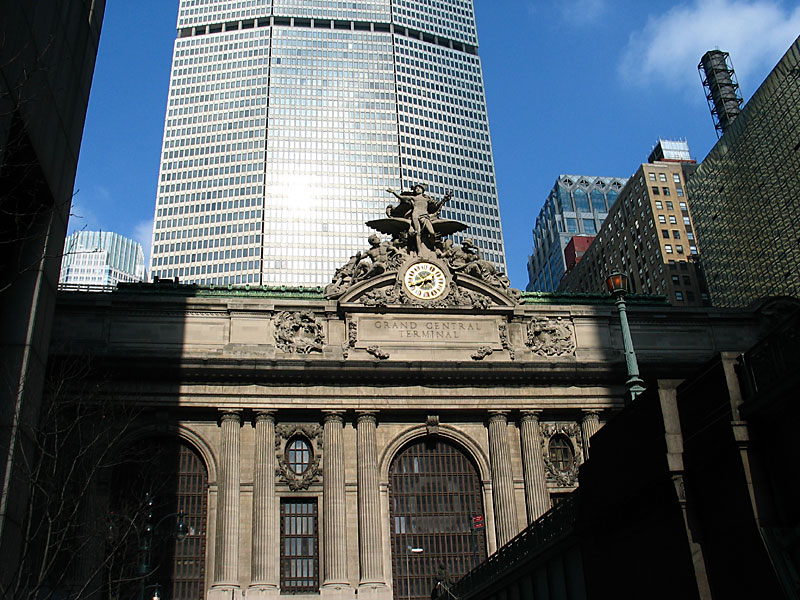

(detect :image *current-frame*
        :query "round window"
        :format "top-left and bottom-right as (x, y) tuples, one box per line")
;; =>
(548, 435), (574, 472)
(286, 438), (312, 475)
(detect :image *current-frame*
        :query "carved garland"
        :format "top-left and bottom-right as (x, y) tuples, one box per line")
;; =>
(275, 423), (323, 490)
(273, 311), (325, 354)
(526, 316), (576, 357)
(540, 422), (584, 487)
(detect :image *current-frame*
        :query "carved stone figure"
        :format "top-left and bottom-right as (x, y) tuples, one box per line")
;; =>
(323, 183), (522, 304)
(273, 311), (325, 354)
(355, 234), (398, 281)
(526, 317), (576, 357)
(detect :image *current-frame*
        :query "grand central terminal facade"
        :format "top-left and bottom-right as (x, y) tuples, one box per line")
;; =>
(48, 191), (768, 600)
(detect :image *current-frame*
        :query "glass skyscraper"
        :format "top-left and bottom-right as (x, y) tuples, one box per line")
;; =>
(151, 0), (505, 287)
(526, 175), (626, 292)
(60, 231), (146, 287)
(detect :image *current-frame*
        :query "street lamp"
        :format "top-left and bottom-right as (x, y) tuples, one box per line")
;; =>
(405, 546), (423, 600)
(109, 493), (188, 600)
(606, 272), (646, 404)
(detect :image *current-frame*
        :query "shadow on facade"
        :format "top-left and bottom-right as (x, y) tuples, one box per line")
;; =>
(453, 305), (800, 600)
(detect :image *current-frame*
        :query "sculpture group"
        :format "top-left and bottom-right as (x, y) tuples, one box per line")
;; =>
(324, 185), (517, 301)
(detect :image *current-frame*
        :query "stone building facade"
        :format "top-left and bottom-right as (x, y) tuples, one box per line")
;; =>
(49, 251), (765, 600)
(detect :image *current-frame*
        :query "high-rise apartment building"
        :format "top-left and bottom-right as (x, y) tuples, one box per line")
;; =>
(526, 175), (626, 292)
(688, 37), (800, 307)
(559, 141), (708, 306)
(59, 231), (146, 287)
(150, 1), (505, 287)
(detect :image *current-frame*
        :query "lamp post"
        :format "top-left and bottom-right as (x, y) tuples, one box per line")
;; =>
(606, 272), (646, 404)
(405, 546), (423, 600)
(110, 493), (188, 600)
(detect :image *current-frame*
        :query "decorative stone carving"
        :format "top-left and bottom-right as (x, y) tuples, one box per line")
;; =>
(324, 186), (521, 304)
(471, 346), (494, 360)
(498, 322), (515, 360)
(540, 422), (583, 487)
(366, 345), (390, 360)
(359, 279), (495, 310)
(342, 321), (357, 358)
(274, 311), (325, 354)
(275, 424), (323, 490)
(526, 317), (576, 357)
(426, 415), (440, 435)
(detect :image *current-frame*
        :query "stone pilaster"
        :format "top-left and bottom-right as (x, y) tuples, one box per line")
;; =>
(356, 412), (386, 591)
(248, 411), (278, 600)
(487, 411), (518, 547)
(209, 409), (242, 600)
(581, 410), (601, 460)
(519, 411), (551, 523)
(322, 411), (350, 590)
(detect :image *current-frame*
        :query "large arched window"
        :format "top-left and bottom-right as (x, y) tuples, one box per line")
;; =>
(109, 438), (208, 600)
(389, 438), (486, 600)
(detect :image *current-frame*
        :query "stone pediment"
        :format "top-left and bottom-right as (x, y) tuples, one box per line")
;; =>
(337, 269), (519, 310)
(324, 186), (521, 310)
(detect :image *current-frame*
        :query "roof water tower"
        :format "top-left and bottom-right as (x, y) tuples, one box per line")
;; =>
(698, 50), (744, 137)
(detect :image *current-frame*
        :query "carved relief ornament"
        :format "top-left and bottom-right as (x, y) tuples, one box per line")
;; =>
(273, 310), (325, 354)
(540, 422), (583, 487)
(526, 316), (576, 357)
(275, 423), (323, 490)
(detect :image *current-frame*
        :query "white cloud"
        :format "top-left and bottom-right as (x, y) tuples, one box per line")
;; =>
(619, 0), (800, 98)
(131, 219), (154, 271)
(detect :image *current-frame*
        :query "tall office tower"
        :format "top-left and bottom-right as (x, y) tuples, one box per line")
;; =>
(150, 1), (506, 287)
(525, 175), (627, 292)
(59, 231), (146, 287)
(688, 37), (800, 307)
(559, 141), (708, 306)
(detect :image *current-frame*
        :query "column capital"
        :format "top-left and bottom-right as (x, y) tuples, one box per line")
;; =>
(520, 410), (542, 423)
(582, 409), (601, 418)
(254, 410), (276, 425)
(218, 409), (242, 425)
(322, 410), (345, 425)
(356, 411), (378, 425)
(488, 410), (509, 424)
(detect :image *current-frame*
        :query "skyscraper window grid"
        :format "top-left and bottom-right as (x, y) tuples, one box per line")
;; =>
(151, 0), (507, 286)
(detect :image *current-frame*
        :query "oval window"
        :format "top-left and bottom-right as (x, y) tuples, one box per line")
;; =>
(286, 438), (312, 475)
(548, 435), (574, 472)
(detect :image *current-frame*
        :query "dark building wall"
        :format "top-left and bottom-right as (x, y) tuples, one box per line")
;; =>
(687, 36), (800, 307)
(0, 0), (105, 573)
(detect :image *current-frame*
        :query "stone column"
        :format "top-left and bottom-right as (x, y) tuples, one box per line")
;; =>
(356, 412), (385, 589)
(322, 411), (349, 589)
(581, 410), (601, 460)
(487, 411), (518, 547)
(210, 410), (242, 599)
(519, 411), (551, 523)
(248, 411), (278, 599)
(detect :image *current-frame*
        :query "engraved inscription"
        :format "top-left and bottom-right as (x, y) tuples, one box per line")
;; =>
(356, 316), (501, 347)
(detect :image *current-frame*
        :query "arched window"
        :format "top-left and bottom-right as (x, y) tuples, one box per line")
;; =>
(548, 435), (574, 472)
(389, 438), (486, 600)
(286, 437), (312, 474)
(109, 438), (208, 600)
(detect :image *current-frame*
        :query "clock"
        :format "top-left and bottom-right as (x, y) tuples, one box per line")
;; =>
(403, 261), (448, 300)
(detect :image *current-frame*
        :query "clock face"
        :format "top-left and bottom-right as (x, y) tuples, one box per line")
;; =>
(404, 262), (448, 300)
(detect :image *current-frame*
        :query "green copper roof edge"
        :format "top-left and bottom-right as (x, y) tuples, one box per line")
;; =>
(73, 283), (669, 305)
(519, 291), (669, 306)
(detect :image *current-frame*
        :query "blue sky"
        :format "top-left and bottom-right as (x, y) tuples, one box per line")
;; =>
(72, 0), (800, 288)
